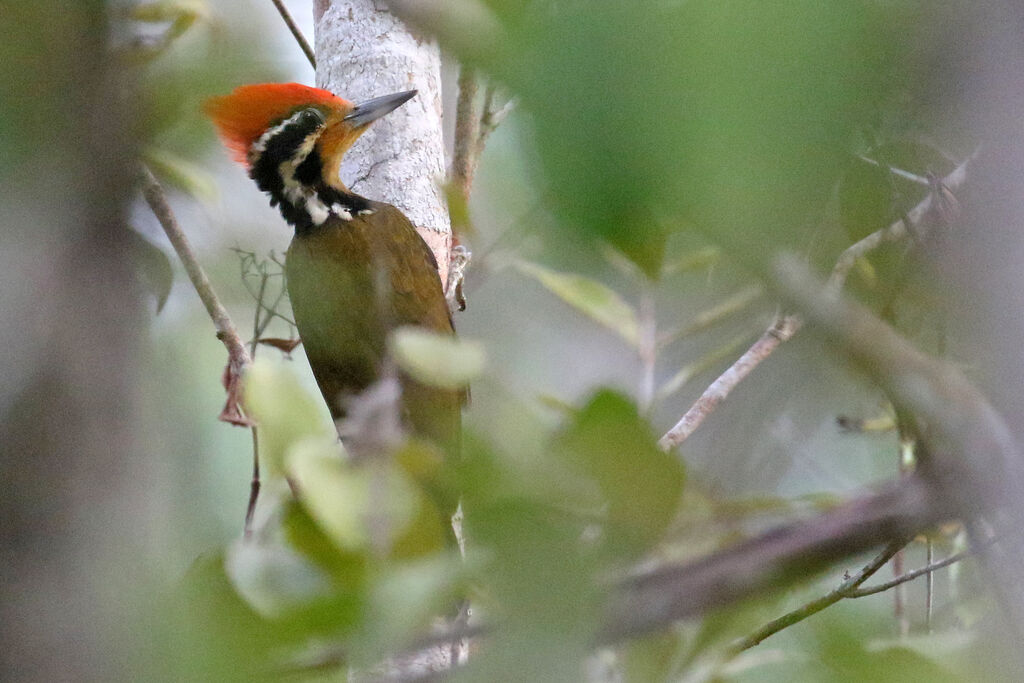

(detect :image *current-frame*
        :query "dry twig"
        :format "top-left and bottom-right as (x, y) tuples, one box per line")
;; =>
(139, 165), (253, 427)
(658, 152), (976, 451)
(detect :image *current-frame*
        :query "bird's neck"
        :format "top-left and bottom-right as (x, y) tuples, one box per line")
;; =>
(248, 128), (372, 234)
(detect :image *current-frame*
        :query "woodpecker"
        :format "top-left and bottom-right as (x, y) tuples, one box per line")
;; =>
(204, 83), (461, 459)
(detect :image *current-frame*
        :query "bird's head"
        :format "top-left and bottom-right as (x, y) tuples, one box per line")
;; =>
(204, 82), (416, 229)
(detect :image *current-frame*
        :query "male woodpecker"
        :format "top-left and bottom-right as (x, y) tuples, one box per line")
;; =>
(204, 83), (461, 459)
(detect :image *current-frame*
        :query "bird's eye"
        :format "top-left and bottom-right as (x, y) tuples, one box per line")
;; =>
(300, 108), (324, 126)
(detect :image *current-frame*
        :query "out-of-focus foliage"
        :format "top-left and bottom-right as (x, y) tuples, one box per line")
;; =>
(391, 326), (486, 389)
(108, 0), (1006, 680)
(515, 260), (640, 348)
(461, 0), (909, 278)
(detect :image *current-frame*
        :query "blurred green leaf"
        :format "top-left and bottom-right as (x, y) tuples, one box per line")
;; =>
(661, 246), (722, 278)
(282, 501), (367, 586)
(244, 360), (335, 477)
(395, 440), (460, 549)
(224, 535), (331, 617)
(463, 1), (906, 274)
(144, 146), (217, 200)
(353, 556), (466, 664)
(460, 495), (600, 680)
(123, 1), (211, 63)
(623, 632), (684, 683)
(130, 0), (209, 24)
(552, 390), (685, 556)
(390, 327), (485, 389)
(286, 442), (447, 559)
(125, 226), (173, 313)
(162, 554), (284, 681)
(287, 442), (417, 553)
(514, 260), (639, 347)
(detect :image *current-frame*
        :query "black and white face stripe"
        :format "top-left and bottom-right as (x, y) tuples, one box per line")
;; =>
(248, 108), (371, 233)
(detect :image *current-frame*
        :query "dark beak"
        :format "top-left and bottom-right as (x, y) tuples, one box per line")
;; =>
(344, 90), (417, 127)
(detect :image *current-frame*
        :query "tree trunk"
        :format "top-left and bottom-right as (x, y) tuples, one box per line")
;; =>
(313, 0), (452, 287)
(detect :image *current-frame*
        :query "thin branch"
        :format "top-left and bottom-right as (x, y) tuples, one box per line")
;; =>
(658, 314), (800, 450)
(849, 548), (971, 598)
(654, 331), (755, 405)
(827, 150), (975, 293)
(601, 476), (945, 644)
(140, 165), (260, 535)
(855, 155), (930, 186)
(451, 65), (481, 201)
(728, 540), (908, 655)
(475, 87), (516, 159)
(139, 165), (253, 426)
(244, 428), (261, 539)
(926, 538), (935, 631)
(772, 253), (1024, 642)
(637, 283), (657, 413)
(269, 0), (316, 68)
(658, 151), (976, 451)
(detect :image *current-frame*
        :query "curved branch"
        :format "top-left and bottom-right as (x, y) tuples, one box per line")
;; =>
(728, 540), (907, 654)
(849, 548), (971, 598)
(659, 152), (976, 451)
(601, 476), (944, 643)
(139, 165), (253, 426)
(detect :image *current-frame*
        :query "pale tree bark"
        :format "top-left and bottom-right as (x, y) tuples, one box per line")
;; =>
(313, 0), (452, 287)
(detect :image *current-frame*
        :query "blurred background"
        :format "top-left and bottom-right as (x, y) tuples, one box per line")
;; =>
(4, 0), (1024, 680)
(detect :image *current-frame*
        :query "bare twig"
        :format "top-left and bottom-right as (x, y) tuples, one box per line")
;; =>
(602, 476), (944, 643)
(893, 429), (916, 636)
(827, 151), (975, 293)
(926, 538), (935, 631)
(658, 314), (800, 450)
(658, 152), (976, 451)
(773, 253), (1024, 645)
(269, 0), (316, 68)
(139, 165), (253, 426)
(849, 548), (971, 598)
(475, 84), (515, 158)
(728, 540), (908, 654)
(637, 284), (657, 413)
(654, 331), (756, 405)
(244, 429), (261, 539)
(140, 166), (261, 536)
(451, 66), (481, 201)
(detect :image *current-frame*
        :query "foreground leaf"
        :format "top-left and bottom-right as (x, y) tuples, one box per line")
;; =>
(390, 326), (484, 389)
(515, 260), (639, 347)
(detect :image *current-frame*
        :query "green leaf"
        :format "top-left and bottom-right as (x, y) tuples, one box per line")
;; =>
(660, 246), (721, 278)
(144, 147), (217, 200)
(623, 632), (684, 683)
(223, 535), (331, 617)
(389, 326), (485, 389)
(551, 390), (685, 555)
(286, 442), (432, 556)
(130, 0), (208, 25)
(244, 360), (335, 478)
(352, 557), (465, 664)
(125, 226), (173, 313)
(282, 501), (367, 586)
(514, 260), (639, 347)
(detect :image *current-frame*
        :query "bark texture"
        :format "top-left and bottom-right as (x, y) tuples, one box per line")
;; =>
(314, 0), (452, 286)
